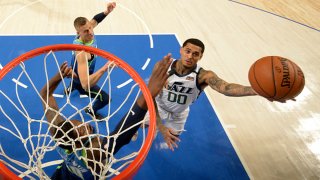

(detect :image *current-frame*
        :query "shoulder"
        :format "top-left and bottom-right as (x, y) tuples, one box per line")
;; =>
(198, 68), (216, 81)
(197, 68), (220, 88)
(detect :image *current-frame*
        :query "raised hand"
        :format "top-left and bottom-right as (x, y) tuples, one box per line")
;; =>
(59, 61), (77, 79)
(148, 53), (173, 98)
(105, 2), (116, 15)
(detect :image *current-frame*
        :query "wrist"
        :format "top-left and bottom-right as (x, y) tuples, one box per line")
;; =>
(103, 10), (109, 15)
(100, 67), (107, 74)
(157, 124), (166, 132)
(54, 73), (63, 81)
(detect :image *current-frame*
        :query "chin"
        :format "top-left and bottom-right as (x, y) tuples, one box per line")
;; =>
(86, 36), (93, 41)
(183, 63), (194, 68)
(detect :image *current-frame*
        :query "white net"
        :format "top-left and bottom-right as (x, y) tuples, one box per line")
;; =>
(0, 45), (153, 179)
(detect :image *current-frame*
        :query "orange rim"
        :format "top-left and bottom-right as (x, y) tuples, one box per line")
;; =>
(0, 44), (156, 180)
(0, 162), (21, 180)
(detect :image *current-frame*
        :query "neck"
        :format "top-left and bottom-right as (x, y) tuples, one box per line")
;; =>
(79, 37), (91, 44)
(175, 60), (195, 75)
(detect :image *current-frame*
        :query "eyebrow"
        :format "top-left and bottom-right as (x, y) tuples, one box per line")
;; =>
(185, 48), (200, 55)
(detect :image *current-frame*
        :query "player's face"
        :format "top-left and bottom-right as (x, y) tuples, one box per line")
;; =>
(77, 21), (94, 43)
(180, 43), (203, 68)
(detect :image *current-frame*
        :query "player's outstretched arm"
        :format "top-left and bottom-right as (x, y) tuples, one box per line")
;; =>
(200, 69), (257, 97)
(148, 54), (181, 151)
(90, 2), (116, 28)
(102, 54), (173, 155)
(40, 62), (73, 135)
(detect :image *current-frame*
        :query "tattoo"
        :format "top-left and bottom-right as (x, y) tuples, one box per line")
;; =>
(225, 84), (233, 91)
(244, 87), (253, 94)
(224, 84), (255, 96)
(209, 77), (224, 90)
(200, 69), (256, 96)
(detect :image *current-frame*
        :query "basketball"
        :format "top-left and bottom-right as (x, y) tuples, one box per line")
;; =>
(248, 56), (305, 101)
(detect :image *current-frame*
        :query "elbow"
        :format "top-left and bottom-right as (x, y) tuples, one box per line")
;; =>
(81, 82), (89, 92)
(80, 77), (90, 91)
(40, 88), (47, 99)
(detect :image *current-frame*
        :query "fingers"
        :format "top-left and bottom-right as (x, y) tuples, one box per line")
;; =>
(164, 128), (181, 151)
(166, 135), (179, 151)
(106, 2), (116, 13)
(170, 133), (181, 142)
(163, 53), (173, 70)
(147, 53), (173, 97)
(106, 61), (117, 69)
(165, 136), (177, 151)
(266, 98), (274, 102)
(108, 2), (116, 7)
(166, 139), (178, 151)
(153, 53), (173, 76)
(72, 71), (78, 79)
(65, 68), (74, 77)
(267, 97), (297, 103)
(59, 62), (69, 77)
(155, 53), (173, 81)
(60, 61), (68, 72)
(59, 62), (76, 78)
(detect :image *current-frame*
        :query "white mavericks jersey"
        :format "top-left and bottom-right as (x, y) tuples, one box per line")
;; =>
(156, 60), (203, 113)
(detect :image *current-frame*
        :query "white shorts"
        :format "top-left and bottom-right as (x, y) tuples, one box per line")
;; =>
(144, 105), (189, 135)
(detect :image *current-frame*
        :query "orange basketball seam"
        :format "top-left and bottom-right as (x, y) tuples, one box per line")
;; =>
(295, 68), (305, 96)
(253, 61), (270, 97)
(271, 56), (278, 99)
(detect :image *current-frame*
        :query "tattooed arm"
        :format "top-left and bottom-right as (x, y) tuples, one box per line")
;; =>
(198, 69), (257, 97)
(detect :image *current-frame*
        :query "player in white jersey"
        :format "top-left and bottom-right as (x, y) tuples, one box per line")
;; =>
(139, 38), (258, 151)
(156, 59), (202, 113)
(152, 59), (202, 138)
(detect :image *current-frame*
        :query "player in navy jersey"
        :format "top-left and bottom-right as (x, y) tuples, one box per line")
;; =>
(40, 54), (173, 179)
(137, 38), (257, 151)
(67, 2), (116, 119)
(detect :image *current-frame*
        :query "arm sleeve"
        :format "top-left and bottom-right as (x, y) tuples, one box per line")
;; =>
(92, 12), (107, 24)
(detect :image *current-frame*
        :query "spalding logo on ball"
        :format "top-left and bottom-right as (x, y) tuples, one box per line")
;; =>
(248, 56), (305, 101)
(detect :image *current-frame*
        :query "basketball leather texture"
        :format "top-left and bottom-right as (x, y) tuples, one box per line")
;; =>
(248, 56), (305, 101)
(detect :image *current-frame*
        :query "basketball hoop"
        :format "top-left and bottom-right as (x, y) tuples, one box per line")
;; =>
(0, 44), (156, 179)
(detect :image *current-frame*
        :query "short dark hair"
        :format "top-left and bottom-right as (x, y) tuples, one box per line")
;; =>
(74, 17), (89, 29)
(182, 38), (205, 54)
(54, 121), (76, 151)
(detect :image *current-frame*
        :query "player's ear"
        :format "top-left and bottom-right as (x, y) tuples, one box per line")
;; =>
(199, 53), (203, 59)
(179, 47), (183, 54)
